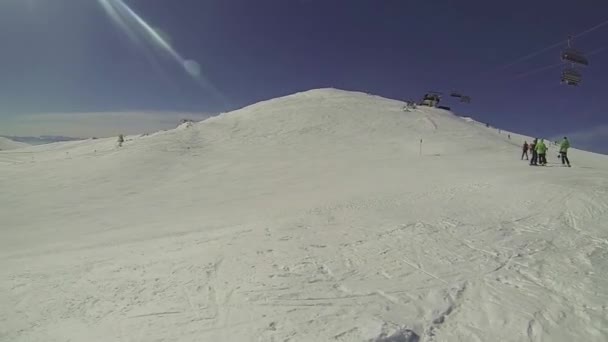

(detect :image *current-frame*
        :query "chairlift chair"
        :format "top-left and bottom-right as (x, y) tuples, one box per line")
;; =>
(561, 48), (589, 66)
(561, 68), (581, 86)
(559, 37), (588, 86)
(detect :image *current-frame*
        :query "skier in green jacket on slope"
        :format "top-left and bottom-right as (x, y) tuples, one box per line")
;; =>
(559, 137), (571, 167)
(535, 139), (548, 166)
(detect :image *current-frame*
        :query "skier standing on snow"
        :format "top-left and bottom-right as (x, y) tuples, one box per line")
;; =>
(559, 136), (571, 167)
(536, 139), (548, 166)
(521, 141), (529, 160)
(117, 134), (124, 147)
(529, 139), (538, 165)
(521, 141), (530, 160)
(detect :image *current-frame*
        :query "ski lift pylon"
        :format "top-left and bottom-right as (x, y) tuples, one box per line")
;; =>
(420, 92), (442, 107)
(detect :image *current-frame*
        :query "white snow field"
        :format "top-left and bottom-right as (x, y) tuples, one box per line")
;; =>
(1, 89), (608, 341)
(0, 137), (29, 151)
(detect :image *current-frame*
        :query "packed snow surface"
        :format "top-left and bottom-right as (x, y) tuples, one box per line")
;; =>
(1, 89), (608, 341)
(0, 137), (29, 151)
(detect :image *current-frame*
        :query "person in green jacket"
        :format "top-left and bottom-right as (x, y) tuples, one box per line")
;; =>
(559, 136), (571, 167)
(535, 139), (548, 165)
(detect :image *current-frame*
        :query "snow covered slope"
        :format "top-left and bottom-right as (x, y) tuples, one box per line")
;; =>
(1, 89), (607, 342)
(0, 137), (29, 150)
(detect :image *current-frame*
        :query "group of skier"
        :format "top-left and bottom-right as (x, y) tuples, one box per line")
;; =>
(521, 137), (571, 167)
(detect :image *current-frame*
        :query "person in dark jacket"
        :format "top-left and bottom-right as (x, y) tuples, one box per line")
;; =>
(529, 139), (538, 165)
(521, 141), (529, 160)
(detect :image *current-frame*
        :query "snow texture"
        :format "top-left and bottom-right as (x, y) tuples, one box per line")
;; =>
(0, 137), (29, 151)
(1, 88), (608, 341)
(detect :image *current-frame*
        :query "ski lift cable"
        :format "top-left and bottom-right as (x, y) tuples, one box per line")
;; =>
(488, 17), (608, 73)
(573, 19), (608, 39)
(513, 62), (563, 79)
(588, 45), (608, 55)
(494, 41), (565, 72)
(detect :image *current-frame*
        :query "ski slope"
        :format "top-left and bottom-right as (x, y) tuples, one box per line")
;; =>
(0, 137), (29, 151)
(1, 89), (608, 341)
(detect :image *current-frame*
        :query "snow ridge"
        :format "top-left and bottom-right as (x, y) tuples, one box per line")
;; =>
(1, 89), (608, 342)
(0, 137), (29, 150)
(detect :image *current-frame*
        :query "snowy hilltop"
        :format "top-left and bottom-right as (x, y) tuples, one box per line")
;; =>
(1, 89), (607, 341)
(0, 136), (29, 151)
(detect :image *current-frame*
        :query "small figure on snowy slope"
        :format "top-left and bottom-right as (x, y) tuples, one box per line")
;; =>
(559, 137), (571, 167)
(535, 139), (548, 165)
(117, 134), (124, 148)
(522, 141), (529, 160)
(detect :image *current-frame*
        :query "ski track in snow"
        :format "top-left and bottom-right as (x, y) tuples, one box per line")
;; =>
(1, 89), (608, 341)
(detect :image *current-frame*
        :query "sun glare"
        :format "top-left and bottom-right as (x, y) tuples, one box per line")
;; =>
(97, 0), (226, 104)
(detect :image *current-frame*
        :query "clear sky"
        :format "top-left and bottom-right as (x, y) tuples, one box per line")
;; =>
(1, 0), (607, 152)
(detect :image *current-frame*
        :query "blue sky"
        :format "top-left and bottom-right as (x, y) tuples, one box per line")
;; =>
(1, 0), (607, 152)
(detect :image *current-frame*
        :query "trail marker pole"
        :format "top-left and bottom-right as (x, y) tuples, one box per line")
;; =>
(419, 139), (423, 157)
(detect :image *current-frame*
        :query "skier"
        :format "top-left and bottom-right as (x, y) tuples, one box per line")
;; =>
(536, 138), (548, 166)
(559, 136), (571, 167)
(521, 141), (529, 160)
(529, 139), (538, 166)
(117, 134), (124, 147)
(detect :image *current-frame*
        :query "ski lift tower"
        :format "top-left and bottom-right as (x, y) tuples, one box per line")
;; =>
(420, 91), (442, 107)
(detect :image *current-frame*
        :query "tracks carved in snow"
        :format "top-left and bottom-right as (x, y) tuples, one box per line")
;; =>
(424, 282), (468, 341)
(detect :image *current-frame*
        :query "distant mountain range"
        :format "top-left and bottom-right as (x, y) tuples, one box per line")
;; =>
(0, 135), (83, 145)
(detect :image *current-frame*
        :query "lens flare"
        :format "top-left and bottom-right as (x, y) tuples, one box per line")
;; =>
(97, 0), (227, 105)
(184, 60), (201, 78)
